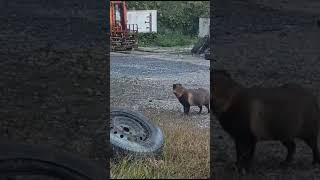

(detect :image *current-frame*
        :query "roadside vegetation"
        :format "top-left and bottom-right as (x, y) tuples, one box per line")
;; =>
(138, 33), (199, 47)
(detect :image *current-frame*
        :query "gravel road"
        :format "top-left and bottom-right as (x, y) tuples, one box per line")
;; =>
(110, 50), (210, 128)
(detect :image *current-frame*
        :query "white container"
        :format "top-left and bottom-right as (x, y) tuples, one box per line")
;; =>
(127, 10), (157, 33)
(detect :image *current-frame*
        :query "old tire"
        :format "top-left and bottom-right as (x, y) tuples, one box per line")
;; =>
(110, 107), (164, 158)
(0, 142), (106, 180)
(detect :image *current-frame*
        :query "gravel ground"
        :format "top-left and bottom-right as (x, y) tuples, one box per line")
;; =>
(211, 0), (320, 179)
(110, 50), (210, 128)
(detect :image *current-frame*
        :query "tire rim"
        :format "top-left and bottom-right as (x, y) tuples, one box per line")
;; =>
(111, 114), (150, 144)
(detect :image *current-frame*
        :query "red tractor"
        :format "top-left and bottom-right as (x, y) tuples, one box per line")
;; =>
(110, 1), (138, 51)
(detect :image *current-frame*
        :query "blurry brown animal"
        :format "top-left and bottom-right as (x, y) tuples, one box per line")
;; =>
(173, 84), (210, 114)
(212, 70), (320, 173)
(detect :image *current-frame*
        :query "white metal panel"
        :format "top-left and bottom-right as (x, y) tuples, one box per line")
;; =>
(199, 17), (210, 37)
(127, 10), (157, 33)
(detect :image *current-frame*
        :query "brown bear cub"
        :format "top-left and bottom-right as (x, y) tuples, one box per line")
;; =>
(173, 84), (210, 114)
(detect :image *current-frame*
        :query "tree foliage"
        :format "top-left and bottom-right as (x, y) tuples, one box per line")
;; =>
(127, 1), (209, 35)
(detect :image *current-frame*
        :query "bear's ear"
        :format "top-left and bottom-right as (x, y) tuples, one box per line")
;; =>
(173, 84), (182, 89)
(173, 84), (177, 89)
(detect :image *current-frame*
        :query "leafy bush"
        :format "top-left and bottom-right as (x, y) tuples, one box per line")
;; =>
(137, 33), (158, 47)
(138, 33), (199, 47)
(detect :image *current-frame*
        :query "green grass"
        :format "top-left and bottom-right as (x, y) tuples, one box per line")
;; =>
(138, 33), (199, 47)
(110, 110), (210, 179)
